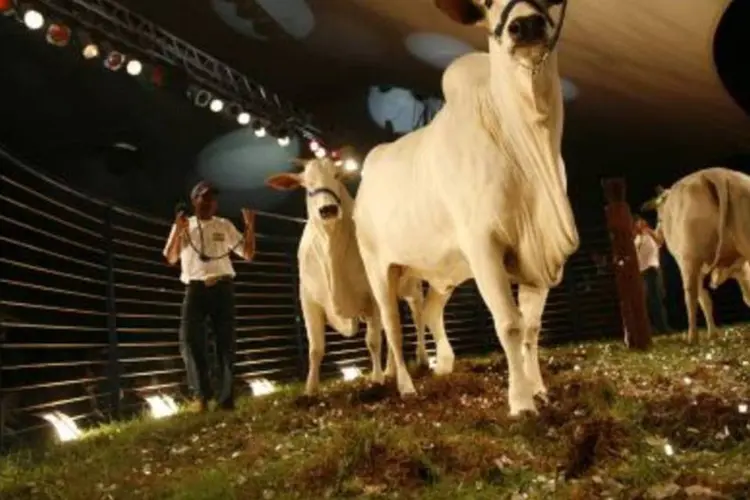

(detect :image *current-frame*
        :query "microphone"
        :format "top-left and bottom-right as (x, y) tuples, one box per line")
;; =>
(174, 201), (210, 263)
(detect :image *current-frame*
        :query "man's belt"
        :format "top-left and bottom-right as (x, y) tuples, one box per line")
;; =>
(190, 275), (232, 287)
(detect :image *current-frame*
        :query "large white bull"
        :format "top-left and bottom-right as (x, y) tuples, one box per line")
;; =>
(352, 0), (579, 415)
(266, 158), (429, 396)
(647, 167), (750, 343)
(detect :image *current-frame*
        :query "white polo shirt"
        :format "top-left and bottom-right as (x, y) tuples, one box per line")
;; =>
(163, 216), (244, 284)
(634, 233), (660, 272)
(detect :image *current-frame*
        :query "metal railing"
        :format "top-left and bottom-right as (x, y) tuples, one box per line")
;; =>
(0, 146), (629, 450)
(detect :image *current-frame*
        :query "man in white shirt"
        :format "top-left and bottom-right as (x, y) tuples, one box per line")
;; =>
(163, 181), (256, 412)
(633, 216), (671, 334)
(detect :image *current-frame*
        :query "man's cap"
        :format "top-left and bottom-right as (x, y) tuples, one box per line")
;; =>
(190, 180), (218, 200)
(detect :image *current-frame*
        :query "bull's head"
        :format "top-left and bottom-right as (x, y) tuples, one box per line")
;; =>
(265, 158), (356, 228)
(434, 0), (563, 66)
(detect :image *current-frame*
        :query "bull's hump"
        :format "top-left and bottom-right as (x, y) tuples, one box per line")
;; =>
(442, 52), (489, 104)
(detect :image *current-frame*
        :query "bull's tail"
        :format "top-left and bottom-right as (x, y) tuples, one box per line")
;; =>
(706, 170), (730, 273)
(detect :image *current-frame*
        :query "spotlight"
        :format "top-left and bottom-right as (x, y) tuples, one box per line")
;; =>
(343, 158), (359, 172)
(1, 0), (14, 15)
(249, 378), (276, 397)
(209, 98), (224, 113)
(194, 90), (212, 108)
(40, 412), (82, 442)
(151, 65), (164, 86)
(82, 43), (99, 59)
(145, 395), (179, 419)
(277, 135), (290, 147)
(252, 120), (266, 137)
(237, 112), (250, 125)
(104, 51), (125, 71)
(126, 59), (142, 76)
(23, 9), (44, 30)
(309, 139), (320, 152)
(45, 22), (71, 47)
(340, 366), (362, 381)
(314, 147), (326, 158)
(77, 31), (99, 59)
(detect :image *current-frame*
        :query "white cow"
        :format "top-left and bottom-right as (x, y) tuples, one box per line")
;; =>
(352, 0), (579, 416)
(648, 167), (750, 343)
(265, 158), (429, 396)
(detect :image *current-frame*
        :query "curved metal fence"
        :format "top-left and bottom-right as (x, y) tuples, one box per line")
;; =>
(0, 145), (632, 450)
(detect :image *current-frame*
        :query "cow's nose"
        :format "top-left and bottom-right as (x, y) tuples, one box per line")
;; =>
(508, 14), (547, 43)
(319, 204), (339, 219)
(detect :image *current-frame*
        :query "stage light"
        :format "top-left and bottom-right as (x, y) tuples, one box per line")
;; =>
(340, 366), (362, 381)
(194, 90), (212, 108)
(145, 395), (179, 419)
(277, 135), (290, 147)
(23, 9), (44, 30)
(237, 112), (250, 125)
(45, 22), (71, 47)
(0, 0), (13, 15)
(314, 147), (326, 158)
(343, 158), (359, 172)
(249, 378), (276, 397)
(126, 59), (142, 76)
(209, 98), (224, 112)
(309, 139), (320, 152)
(40, 412), (82, 442)
(104, 51), (125, 71)
(82, 43), (99, 59)
(253, 122), (266, 137)
(334, 159), (343, 167)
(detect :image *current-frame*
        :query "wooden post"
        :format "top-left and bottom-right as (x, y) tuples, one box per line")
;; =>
(602, 178), (652, 350)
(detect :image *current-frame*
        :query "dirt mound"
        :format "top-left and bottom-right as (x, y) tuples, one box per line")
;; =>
(641, 392), (750, 451)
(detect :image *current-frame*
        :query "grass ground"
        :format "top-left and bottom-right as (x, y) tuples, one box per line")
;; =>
(1, 325), (749, 500)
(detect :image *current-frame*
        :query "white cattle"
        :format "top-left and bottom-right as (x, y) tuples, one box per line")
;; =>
(647, 167), (750, 343)
(352, 0), (579, 415)
(265, 158), (429, 396)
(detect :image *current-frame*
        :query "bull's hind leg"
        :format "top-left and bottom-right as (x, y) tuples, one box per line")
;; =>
(464, 238), (535, 416)
(423, 286), (455, 375)
(697, 285), (719, 340)
(677, 259), (702, 344)
(518, 285), (550, 401)
(364, 311), (385, 385)
(361, 259), (416, 397)
(300, 292), (326, 396)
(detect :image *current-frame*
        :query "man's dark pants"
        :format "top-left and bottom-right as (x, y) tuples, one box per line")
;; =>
(642, 266), (671, 334)
(179, 277), (236, 407)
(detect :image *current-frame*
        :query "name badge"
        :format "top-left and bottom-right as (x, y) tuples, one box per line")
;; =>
(212, 232), (225, 242)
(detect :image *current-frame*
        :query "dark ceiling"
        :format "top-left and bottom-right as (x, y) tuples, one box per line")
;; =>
(1, 0), (750, 222)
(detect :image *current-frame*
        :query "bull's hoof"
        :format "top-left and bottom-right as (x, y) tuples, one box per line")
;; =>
(294, 394), (320, 408)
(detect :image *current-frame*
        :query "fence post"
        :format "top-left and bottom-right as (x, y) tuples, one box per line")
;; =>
(602, 178), (652, 350)
(290, 256), (307, 380)
(0, 324), (5, 450)
(104, 206), (122, 419)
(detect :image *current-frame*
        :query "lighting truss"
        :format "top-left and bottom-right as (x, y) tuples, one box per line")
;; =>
(30, 0), (325, 140)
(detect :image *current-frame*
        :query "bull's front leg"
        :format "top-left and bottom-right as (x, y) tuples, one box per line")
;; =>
(464, 238), (535, 416)
(362, 260), (416, 397)
(364, 311), (385, 385)
(300, 293), (327, 395)
(518, 285), (550, 401)
(422, 286), (455, 375)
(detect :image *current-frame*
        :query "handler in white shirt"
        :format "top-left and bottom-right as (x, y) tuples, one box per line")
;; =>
(162, 181), (256, 412)
(633, 216), (671, 334)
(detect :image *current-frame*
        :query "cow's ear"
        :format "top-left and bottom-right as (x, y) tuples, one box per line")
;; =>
(266, 173), (302, 191)
(434, 0), (485, 25)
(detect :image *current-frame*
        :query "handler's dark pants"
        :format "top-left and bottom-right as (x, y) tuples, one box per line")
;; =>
(642, 267), (671, 334)
(179, 276), (236, 408)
